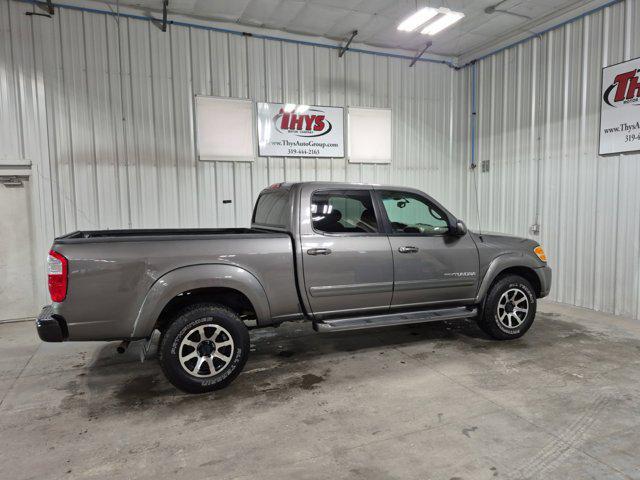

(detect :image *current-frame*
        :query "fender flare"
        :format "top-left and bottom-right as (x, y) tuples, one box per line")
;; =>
(474, 253), (541, 304)
(131, 264), (271, 338)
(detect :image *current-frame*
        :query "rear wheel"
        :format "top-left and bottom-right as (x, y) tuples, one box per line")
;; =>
(477, 275), (536, 340)
(159, 303), (250, 393)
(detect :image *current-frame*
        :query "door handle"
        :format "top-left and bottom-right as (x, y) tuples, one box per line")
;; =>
(398, 246), (419, 254)
(307, 248), (332, 256)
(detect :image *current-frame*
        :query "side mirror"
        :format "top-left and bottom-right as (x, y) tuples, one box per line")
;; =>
(451, 219), (467, 236)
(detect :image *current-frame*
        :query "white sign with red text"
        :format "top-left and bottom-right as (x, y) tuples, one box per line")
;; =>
(257, 102), (344, 158)
(600, 57), (640, 155)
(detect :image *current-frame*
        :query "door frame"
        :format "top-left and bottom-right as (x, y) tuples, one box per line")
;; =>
(371, 187), (479, 309)
(297, 185), (394, 319)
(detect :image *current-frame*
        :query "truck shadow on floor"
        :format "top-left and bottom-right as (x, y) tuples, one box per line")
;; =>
(71, 313), (635, 420)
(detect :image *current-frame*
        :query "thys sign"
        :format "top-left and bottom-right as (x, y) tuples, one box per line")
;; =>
(600, 58), (640, 155)
(257, 102), (344, 158)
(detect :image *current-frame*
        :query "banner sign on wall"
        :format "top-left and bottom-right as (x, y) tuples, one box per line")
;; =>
(257, 102), (344, 157)
(600, 57), (640, 155)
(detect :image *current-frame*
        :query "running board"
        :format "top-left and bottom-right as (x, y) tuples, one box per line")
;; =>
(313, 307), (477, 333)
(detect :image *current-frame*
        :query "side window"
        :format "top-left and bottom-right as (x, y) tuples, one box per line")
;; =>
(312, 190), (378, 234)
(381, 191), (449, 235)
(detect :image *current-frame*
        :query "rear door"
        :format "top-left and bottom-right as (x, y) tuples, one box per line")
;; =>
(377, 189), (479, 308)
(300, 188), (393, 318)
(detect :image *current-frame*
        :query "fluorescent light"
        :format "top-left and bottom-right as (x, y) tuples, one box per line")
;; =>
(283, 103), (296, 113)
(295, 104), (309, 114)
(397, 7), (439, 32)
(421, 9), (465, 35)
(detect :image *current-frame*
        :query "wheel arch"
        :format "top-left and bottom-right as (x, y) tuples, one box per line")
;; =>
(492, 266), (541, 297)
(131, 264), (271, 338)
(155, 287), (257, 334)
(475, 254), (543, 303)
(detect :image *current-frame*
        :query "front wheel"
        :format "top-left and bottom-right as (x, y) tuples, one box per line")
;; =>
(159, 303), (250, 393)
(477, 275), (536, 340)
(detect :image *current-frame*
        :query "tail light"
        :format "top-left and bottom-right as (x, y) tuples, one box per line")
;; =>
(47, 250), (68, 302)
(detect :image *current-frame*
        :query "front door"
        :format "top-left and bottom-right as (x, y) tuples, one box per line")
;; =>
(300, 189), (393, 318)
(378, 190), (479, 309)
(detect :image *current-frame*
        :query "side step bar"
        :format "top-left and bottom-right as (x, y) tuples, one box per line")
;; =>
(314, 306), (477, 333)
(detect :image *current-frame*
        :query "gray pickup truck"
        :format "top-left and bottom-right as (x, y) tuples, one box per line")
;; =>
(37, 182), (551, 393)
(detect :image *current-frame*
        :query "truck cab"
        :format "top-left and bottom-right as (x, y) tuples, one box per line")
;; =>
(252, 182), (550, 328)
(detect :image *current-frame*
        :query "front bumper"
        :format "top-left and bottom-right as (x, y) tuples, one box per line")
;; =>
(535, 266), (552, 298)
(36, 305), (68, 342)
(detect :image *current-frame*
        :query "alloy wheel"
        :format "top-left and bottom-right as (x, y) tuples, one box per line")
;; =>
(178, 322), (235, 377)
(497, 288), (529, 329)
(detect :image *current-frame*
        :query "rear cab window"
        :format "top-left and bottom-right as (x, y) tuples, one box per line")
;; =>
(253, 189), (291, 229)
(311, 190), (379, 234)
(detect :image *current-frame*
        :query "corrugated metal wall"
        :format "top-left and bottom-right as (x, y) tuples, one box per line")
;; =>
(1, 0), (463, 231)
(0, 0), (463, 307)
(459, 0), (640, 320)
(1, 0), (639, 321)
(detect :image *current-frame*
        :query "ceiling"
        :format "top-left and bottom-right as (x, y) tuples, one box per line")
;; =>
(100, 0), (613, 59)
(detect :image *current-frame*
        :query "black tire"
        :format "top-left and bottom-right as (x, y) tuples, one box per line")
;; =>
(159, 303), (250, 393)
(477, 275), (536, 340)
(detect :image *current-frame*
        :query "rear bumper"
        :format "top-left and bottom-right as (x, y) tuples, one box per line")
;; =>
(535, 266), (552, 298)
(36, 306), (68, 342)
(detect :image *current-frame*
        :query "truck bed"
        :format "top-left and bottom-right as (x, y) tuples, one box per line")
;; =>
(50, 228), (300, 340)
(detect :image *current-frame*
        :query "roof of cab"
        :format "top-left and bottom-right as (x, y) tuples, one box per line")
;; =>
(262, 181), (426, 195)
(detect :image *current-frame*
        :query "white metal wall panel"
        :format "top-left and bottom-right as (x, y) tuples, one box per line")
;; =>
(1, 0), (460, 307)
(0, 3), (22, 164)
(459, 0), (640, 320)
(3, 0), (638, 322)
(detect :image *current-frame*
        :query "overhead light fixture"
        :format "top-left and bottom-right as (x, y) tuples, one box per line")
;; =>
(421, 9), (465, 35)
(397, 6), (465, 36)
(397, 7), (439, 32)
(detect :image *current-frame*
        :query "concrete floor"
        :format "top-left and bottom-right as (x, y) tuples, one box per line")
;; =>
(0, 302), (639, 480)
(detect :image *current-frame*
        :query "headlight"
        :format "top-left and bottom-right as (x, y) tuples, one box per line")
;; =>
(534, 245), (547, 262)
